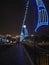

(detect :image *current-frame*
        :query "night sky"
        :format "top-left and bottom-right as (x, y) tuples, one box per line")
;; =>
(0, 0), (49, 36)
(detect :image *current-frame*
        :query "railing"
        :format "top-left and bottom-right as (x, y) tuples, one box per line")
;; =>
(35, 52), (49, 65)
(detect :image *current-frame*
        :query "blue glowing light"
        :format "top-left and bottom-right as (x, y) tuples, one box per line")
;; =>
(20, 25), (28, 42)
(20, 0), (29, 42)
(0, 38), (7, 43)
(35, 0), (48, 32)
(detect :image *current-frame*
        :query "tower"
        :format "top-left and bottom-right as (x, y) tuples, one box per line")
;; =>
(20, 0), (29, 42)
(35, 0), (48, 32)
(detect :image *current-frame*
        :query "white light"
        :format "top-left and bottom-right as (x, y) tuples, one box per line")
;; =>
(23, 25), (26, 28)
(31, 35), (34, 37)
(21, 32), (23, 35)
(10, 41), (12, 43)
(6, 39), (9, 42)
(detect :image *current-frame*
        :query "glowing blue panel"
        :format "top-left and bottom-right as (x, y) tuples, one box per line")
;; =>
(2, 38), (7, 42)
(20, 0), (29, 42)
(20, 27), (28, 42)
(22, 0), (29, 25)
(35, 0), (48, 32)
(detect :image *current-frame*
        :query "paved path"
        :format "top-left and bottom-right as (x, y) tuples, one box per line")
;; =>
(0, 44), (31, 65)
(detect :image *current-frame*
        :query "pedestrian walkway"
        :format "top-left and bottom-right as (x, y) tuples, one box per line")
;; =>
(0, 44), (32, 65)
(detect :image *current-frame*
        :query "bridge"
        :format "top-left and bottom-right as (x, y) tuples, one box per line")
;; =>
(0, 0), (49, 65)
(20, 0), (49, 42)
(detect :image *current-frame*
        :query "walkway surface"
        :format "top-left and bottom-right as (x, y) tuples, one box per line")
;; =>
(0, 44), (32, 65)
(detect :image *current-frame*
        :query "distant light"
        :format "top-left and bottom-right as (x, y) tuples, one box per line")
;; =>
(6, 34), (12, 37)
(12, 37), (16, 39)
(7, 39), (9, 43)
(31, 34), (34, 37)
(23, 25), (26, 28)
(10, 41), (12, 43)
(16, 35), (20, 38)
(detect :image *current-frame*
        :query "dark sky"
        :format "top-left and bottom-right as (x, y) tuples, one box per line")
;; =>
(0, 0), (49, 36)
